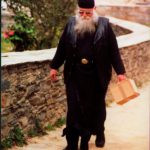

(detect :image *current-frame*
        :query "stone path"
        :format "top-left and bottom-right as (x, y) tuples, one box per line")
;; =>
(9, 83), (150, 150)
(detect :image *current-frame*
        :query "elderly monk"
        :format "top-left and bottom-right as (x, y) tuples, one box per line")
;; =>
(50, 0), (126, 150)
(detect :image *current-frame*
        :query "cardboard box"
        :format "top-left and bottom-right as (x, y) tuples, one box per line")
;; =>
(110, 79), (140, 105)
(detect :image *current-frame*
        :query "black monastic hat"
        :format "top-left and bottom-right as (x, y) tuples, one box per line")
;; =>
(77, 0), (95, 8)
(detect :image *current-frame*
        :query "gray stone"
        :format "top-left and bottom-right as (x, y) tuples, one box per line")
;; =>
(1, 107), (11, 115)
(17, 98), (26, 105)
(26, 85), (39, 98)
(47, 99), (55, 105)
(51, 90), (60, 97)
(38, 112), (46, 121)
(8, 120), (17, 126)
(45, 94), (50, 99)
(1, 116), (8, 128)
(1, 126), (10, 139)
(27, 76), (36, 84)
(19, 117), (28, 127)
(29, 96), (45, 105)
(16, 84), (26, 91)
(1, 79), (10, 92)
(56, 95), (66, 102)
(15, 108), (26, 117)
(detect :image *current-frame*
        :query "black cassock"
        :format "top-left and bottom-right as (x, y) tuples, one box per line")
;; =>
(65, 31), (106, 135)
(50, 17), (126, 137)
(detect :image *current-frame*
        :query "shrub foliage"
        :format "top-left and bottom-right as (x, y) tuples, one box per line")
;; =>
(4, 0), (76, 49)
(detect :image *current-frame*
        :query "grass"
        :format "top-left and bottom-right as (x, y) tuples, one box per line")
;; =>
(53, 117), (66, 128)
(27, 117), (66, 137)
(45, 124), (55, 131)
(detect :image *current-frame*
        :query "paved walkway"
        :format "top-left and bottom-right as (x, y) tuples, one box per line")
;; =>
(9, 83), (150, 150)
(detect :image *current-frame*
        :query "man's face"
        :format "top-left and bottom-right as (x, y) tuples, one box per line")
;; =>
(78, 8), (94, 20)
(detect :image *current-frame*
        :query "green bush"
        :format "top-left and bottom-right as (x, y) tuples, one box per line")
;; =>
(53, 117), (66, 128)
(1, 117), (66, 149)
(4, 0), (76, 49)
(1, 125), (27, 149)
(3, 11), (36, 51)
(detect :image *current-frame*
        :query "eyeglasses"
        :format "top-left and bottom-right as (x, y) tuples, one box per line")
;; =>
(79, 11), (93, 16)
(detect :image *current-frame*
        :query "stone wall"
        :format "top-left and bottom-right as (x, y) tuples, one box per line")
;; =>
(106, 40), (150, 103)
(96, 5), (150, 25)
(1, 61), (66, 139)
(110, 41), (150, 84)
(120, 41), (150, 84)
(111, 23), (132, 36)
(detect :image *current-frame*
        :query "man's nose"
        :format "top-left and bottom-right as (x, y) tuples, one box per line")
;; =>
(82, 12), (87, 17)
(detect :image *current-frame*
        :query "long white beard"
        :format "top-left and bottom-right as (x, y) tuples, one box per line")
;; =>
(74, 11), (99, 36)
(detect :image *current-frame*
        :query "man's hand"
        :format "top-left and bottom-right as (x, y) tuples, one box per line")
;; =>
(50, 69), (58, 81)
(117, 74), (126, 82)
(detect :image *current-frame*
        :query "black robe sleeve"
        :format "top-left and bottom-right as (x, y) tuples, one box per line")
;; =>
(50, 24), (68, 70)
(108, 22), (126, 75)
